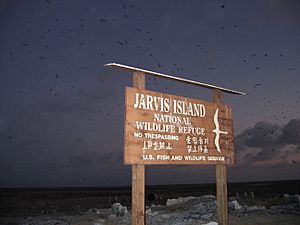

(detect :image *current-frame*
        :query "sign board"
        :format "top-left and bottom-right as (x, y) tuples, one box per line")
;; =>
(124, 87), (234, 165)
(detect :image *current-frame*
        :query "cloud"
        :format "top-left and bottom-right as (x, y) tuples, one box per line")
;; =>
(235, 119), (300, 165)
(279, 119), (300, 145)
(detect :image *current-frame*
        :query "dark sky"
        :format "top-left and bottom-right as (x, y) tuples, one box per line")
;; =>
(0, 0), (299, 187)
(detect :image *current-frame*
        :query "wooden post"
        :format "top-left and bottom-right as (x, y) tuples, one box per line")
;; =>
(213, 89), (229, 225)
(132, 71), (145, 225)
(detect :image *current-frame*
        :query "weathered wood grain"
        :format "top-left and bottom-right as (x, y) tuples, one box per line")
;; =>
(124, 87), (234, 165)
(131, 71), (145, 225)
(214, 89), (229, 225)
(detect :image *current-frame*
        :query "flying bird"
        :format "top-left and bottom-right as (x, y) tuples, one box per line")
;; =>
(45, 0), (52, 5)
(254, 83), (262, 88)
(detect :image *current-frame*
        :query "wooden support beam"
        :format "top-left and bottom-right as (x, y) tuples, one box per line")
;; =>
(133, 71), (145, 90)
(213, 89), (222, 104)
(216, 164), (228, 225)
(214, 89), (229, 225)
(132, 164), (145, 225)
(131, 71), (145, 225)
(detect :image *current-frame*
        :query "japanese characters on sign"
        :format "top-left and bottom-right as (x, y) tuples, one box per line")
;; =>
(124, 87), (234, 165)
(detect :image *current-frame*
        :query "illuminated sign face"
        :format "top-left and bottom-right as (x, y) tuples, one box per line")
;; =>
(124, 87), (234, 165)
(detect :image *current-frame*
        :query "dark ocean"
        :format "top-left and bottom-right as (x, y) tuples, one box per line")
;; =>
(1, 180), (299, 217)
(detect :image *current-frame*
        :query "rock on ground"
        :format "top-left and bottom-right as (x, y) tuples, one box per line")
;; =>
(1, 194), (300, 225)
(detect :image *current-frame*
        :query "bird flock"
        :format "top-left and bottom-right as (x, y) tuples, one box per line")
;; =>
(1, 1), (299, 160)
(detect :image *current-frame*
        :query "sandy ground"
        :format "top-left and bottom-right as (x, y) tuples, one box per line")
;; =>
(1, 204), (299, 225)
(230, 215), (300, 225)
(2, 214), (300, 225)
(1, 193), (299, 225)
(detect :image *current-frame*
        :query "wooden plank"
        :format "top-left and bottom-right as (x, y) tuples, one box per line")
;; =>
(132, 164), (145, 225)
(216, 164), (228, 225)
(105, 63), (246, 95)
(131, 71), (145, 225)
(124, 87), (234, 165)
(133, 71), (145, 90)
(214, 89), (229, 225)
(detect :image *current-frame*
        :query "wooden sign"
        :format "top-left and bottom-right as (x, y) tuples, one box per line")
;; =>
(124, 87), (234, 165)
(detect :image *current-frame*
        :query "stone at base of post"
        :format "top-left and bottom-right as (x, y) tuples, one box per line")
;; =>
(216, 164), (228, 225)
